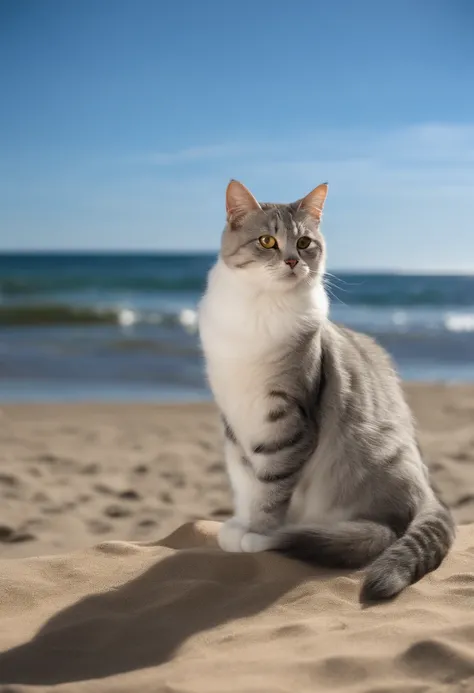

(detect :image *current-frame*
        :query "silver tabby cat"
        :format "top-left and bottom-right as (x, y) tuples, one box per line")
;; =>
(198, 179), (455, 602)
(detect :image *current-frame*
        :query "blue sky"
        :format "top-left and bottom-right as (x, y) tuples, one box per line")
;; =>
(0, 0), (473, 270)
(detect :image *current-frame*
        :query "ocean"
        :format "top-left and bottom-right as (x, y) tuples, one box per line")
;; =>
(1, 252), (474, 402)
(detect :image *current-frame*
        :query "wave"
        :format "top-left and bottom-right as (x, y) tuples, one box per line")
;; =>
(0, 276), (207, 296)
(342, 291), (474, 307)
(338, 308), (474, 335)
(0, 304), (199, 331)
(444, 312), (474, 333)
(2, 301), (474, 337)
(387, 310), (474, 334)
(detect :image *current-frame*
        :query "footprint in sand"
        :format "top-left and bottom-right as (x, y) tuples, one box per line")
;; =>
(104, 504), (133, 519)
(133, 464), (149, 474)
(159, 490), (173, 504)
(0, 525), (36, 543)
(119, 490), (141, 501)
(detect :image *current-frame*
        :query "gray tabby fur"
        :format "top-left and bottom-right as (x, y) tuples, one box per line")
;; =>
(198, 180), (455, 602)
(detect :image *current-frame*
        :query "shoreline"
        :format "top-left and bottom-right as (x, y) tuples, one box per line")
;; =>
(2, 377), (474, 405)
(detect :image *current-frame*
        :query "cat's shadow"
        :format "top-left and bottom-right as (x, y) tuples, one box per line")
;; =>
(0, 531), (341, 686)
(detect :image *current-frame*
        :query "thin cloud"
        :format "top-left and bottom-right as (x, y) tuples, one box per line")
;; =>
(144, 123), (474, 171)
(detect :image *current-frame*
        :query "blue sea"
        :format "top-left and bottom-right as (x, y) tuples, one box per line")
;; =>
(1, 253), (474, 402)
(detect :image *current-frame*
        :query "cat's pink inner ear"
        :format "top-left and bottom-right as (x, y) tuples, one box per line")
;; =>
(226, 180), (261, 229)
(298, 183), (328, 221)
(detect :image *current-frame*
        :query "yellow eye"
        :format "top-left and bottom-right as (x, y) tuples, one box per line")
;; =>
(297, 236), (312, 250)
(259, 235), (277, 249)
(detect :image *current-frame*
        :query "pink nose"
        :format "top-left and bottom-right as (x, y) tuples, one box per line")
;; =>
(285, 258), (298, 269)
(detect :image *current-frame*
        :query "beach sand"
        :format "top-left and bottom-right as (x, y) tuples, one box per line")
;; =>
(0, 384), (474, 691)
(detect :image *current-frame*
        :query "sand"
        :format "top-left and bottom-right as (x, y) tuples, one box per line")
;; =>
(0, 384), (473, 691)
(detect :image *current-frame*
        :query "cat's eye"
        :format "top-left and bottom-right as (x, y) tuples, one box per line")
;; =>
(296, 236), (312, 250)
(259, 235), (277, 249)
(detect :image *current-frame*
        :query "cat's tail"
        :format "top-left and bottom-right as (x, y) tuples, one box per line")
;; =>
(274, 520), (397, 571)
(274, 500), (455, 601)
(360, 499), (455, 602)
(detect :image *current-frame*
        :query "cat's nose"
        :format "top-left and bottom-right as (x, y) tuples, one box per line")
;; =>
(285, 258), (299, 270)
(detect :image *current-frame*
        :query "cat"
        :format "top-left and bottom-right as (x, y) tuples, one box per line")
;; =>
(198, 179), (455, 602)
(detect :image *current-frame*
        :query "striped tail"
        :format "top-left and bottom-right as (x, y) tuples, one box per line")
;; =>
(275, 520), (397, 570)
(274, 501), (455, 601)
(361, 500), (455, 602)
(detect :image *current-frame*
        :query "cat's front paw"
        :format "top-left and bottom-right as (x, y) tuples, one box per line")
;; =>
(240, 532), (277, 553)
(218, 518), (248, 552)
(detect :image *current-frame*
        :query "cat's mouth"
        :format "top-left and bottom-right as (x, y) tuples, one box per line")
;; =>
(281, 269), (301, 282)
(284, 264), (305, 277)
(279, 265), (311, 286)
(269, 265), (308, 286)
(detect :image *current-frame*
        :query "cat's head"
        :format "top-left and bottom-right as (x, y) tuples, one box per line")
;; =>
(220, 180), (328, 290)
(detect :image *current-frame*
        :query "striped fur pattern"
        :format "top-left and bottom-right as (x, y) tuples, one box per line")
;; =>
(198, 180), (455, 602)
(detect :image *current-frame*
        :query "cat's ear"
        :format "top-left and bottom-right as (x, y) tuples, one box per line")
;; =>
(297, 183), (328, 221)
(226, 180), (261, 230)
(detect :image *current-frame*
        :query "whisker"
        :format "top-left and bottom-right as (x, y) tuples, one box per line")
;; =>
(324, 272), (365, 288)
(326, 286), (347, 306)
(324, 271), (358, 284)
(323, 279), (352, 295)
(323, 276), (355, 297)
(323, 278), (348, 306)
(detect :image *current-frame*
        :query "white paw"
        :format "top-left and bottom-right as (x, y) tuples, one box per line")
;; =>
(240, 532), (276, 553)
(218, 518), (248, 552)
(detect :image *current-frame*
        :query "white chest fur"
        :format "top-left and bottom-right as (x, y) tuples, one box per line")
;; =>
(198, 260), (328, 447)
